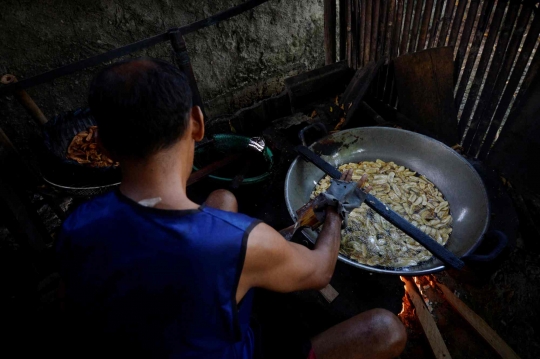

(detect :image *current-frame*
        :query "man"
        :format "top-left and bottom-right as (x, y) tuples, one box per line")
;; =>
(56, 57), (406, 359)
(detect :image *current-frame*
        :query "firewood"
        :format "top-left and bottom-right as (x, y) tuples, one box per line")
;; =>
(403, 277), (452, 359)
(435, 281), (521, 359)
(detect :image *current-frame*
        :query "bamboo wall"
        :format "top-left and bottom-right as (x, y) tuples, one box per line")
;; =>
(330, 0), (540, 160)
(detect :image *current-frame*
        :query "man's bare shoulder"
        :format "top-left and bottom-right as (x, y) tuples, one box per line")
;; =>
(245, 222), (288, 258)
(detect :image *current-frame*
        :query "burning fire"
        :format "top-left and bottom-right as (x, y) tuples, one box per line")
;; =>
(398, 275), (434, 328)
(398, 276), (414, 324)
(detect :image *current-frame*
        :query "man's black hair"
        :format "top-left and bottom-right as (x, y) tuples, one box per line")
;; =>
(88, 57), (193, 158)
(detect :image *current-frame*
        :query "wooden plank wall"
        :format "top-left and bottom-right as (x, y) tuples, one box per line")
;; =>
(326, 0), (540, 163)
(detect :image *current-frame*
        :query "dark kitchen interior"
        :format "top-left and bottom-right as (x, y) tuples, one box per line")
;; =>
(1, 0), (540, 358)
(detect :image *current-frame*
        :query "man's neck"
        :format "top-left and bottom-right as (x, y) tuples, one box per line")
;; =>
(118, 147), (199, 210)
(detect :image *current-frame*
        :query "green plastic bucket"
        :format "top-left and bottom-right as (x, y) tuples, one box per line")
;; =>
(193, 134), (273, 185)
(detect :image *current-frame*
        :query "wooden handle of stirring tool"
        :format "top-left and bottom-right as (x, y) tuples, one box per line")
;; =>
(1, 74), (48, 125)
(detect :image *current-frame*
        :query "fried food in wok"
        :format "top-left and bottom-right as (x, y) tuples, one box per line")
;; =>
(66, 126), (119, 168)
(312, 160), (453, 268)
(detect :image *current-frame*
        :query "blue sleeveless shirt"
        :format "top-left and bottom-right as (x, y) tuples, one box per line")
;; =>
(56, 190), (261, 358)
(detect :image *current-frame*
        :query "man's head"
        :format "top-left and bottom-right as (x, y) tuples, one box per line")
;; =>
(89, 57), (203, 159)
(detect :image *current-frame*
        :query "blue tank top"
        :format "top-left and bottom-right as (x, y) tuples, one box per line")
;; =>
(56, 190), (261, 358)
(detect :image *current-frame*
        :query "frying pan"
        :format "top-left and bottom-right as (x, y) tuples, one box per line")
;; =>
(2, 74), (120, 196)
(284, 127), (505, 275)
(40, 108), (121, 195)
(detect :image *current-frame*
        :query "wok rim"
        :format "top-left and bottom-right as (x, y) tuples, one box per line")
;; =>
(284, 127), (490, 275)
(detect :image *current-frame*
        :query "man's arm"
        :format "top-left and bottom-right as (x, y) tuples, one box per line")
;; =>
(236, 170), (364, 302)
(237, 207), (342, 301)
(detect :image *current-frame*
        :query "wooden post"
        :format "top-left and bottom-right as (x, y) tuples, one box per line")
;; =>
(437, 0), (456, 47)
(370, 0), (380, 61)
(339, 0), (348, 61)
(399, 0), (414, 55)
(352, 0), (360, 69)
(359, 0), (367, 67)
(347, 0), (353, 67)
(324, 0), (337, 65)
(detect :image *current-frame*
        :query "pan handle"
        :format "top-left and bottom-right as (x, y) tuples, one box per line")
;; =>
(462, 230), (508, 263)
(298, 122), (327, 146)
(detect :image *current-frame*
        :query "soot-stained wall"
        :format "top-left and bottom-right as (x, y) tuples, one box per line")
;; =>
(0, 0), (324, 155)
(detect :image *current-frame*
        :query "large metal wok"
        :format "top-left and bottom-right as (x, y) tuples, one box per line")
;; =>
(285, 127), (492, 275)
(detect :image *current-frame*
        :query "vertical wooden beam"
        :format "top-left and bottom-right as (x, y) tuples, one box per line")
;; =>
(417, 0), (435, 51)
(325, 0), (337, 65)
(408, 0), (424, 53)
(347, 0), (354, 67)
(378, 0), (396, 100)
(365, 0), (374, 64)
(437, 0), (456, 47)
(400, 0), (415, 55)
(377, 0), (390, 59)
(427, 0), (445, 48)
(393, 0), (405, 58)
(353, 0), (361, 69)
(448, 0), (469, 47)
(371, 0), (381, 61)
(360, 0), (368, 66)
(358, 0), (366, 67)
(387, 0), (404, 105)
(351, 0), (359, 69)
(339, 0), (348, 61)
